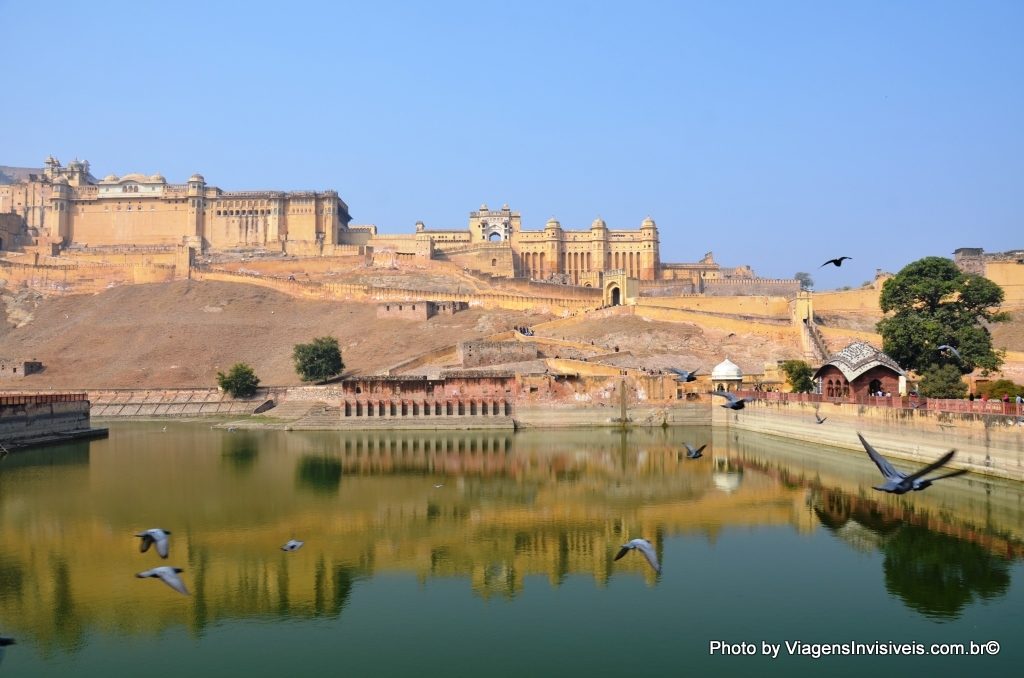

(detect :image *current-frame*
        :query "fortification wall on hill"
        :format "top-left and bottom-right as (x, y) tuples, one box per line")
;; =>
(634, 295), (791, 318)
(703, 278), (800, 296)
(813, 286), (882, 314)
(0, 259), (179, 294)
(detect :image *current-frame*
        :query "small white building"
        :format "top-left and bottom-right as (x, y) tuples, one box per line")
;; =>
(711, 357), (743, 392)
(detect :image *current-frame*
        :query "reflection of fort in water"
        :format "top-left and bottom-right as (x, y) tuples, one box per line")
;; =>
(1, 425), (1022, 647)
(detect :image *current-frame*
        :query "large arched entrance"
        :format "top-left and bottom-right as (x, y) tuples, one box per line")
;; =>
(609, 286), (621, 306)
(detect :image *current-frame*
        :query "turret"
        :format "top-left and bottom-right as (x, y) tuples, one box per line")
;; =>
(639, 216), (660, 281)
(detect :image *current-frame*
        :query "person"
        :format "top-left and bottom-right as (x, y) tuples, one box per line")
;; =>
(969, 393), (975, 402)
(1016, 394), (1023, 405)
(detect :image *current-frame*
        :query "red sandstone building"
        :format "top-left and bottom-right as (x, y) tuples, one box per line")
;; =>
(813, 342), (906, 399)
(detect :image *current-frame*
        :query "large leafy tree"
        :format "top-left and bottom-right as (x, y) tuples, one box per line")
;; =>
(293, 336), (344, 382)
(780, 359), (815, 393)
(217, 363), (260, 398)
(876, 257), (1006, 375)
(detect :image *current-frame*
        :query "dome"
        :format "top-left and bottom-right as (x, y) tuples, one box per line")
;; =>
(545, 217), (561, 229)
(189, 173), (205, 183)
(119, 173), (148, 182)
(53, 176), (69, 185)
(149, 174), (166, 183)
(479, 203), (488, 212)
(711, 357), (743, 380)
(102, 174), (119, 183)
(591, 217), (607, 229)
(641, 216), (657, 229)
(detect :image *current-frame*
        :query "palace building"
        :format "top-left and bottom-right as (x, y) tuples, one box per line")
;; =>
(1, 157), (796, 295)
(0, 156), (351, 251)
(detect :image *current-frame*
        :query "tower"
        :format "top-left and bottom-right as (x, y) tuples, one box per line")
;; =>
(187, 173), (206, 248)
(48, 176), (71, 244)
(544, 217), (563, 277)
(590, 217), (609, 273)
(639, 216), (660, 281)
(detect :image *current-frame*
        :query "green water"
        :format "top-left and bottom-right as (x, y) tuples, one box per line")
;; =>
(1, 422), (1022, 677)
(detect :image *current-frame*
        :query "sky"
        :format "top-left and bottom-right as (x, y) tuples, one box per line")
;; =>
(0, 0), (1020, 289)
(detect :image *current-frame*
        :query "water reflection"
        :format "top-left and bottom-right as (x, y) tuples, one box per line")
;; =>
(0, 422), (1022, 657)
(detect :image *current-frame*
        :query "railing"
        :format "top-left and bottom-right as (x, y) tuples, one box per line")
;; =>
(0, 393), (89, 405)
(741, 390), (1023, 416)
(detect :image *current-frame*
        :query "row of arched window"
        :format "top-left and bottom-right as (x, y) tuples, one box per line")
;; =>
(825, 379), (850, 398)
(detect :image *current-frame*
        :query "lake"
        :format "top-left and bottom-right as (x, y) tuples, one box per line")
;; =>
(1, 422), (1022, 677)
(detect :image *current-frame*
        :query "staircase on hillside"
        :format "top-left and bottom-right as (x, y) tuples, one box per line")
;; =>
(802, 319), (831, 363)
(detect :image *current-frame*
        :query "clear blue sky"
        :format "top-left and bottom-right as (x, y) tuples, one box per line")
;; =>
(1, 0), (1020, 288)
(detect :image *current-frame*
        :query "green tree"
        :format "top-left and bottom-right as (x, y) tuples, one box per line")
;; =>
(780, 359), (815, 393)
(976, 379), (1023, 399)
(794, 272), (813, 291)
(918, 364), (968, 399)
(876, 257), (1007, 375)
(293, 336), (344, 382)
(216, 363), (260, 398)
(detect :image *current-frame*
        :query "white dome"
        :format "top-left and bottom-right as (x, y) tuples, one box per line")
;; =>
(711, 357), (743, 380)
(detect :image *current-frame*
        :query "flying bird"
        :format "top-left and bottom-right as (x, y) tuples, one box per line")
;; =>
(136, 566), (190, 595)
(281, 539), (304, 552)
(857, 433), (967, 494)
(815, 413), (827, 424)
(820, 256), (852, 268)
(712, 391), (753, 410)
(668, 368), (698, 383)
(136, 529), (171, 559)
(682, 443), (707, 459)
(937, 345), (962, 361)
(614, 538), (661, 574)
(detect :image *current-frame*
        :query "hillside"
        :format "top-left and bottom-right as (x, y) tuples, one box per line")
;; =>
(0, 280), (552, 388)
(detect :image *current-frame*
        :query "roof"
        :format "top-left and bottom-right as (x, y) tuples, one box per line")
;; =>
(813, 341), (905, 381)
(711, 357), (742, 380)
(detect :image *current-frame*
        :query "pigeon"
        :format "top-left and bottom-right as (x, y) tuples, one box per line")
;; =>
(136, 529), (171, 558)
(712, 391), (753, 410)
(668, 368), (698, 383)
(281, 539), (304, 552)
(136, 567), (190, 595)
(683, 443), (707, 459)
(815, 413), (827, 424)
(857, 433), (967, 494)
(820, 256), (852, 268)
(937, 345), (962, 361)
(614, 538), (661, 574)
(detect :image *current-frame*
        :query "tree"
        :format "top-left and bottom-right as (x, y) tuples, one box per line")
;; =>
(293, 336), (344, 382)
(876, 257), (1007, 375)
(217, 363), (260, 398)
(976, 379), (1023, 399)
(918, 364), (968, 399)
(794, 272), (813, 291)
(780, 359), (815, 393)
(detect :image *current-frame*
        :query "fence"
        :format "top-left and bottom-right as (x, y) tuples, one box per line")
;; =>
(744, 390), (1023, 416)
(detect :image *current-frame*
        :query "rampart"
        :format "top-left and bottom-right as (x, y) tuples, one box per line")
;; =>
(634, 295), (792, 318)
(459, 341), (539, 367)
(702, 278), (800, 296)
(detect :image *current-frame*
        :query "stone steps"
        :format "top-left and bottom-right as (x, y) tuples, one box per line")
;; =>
(263, 400), (325, 420)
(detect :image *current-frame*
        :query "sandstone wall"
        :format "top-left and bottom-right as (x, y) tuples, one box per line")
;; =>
(713, 397), (1024, 481)
(635, 295), (791, 318)
(459, 341), (538, 367)
(703, 278), (800, 297)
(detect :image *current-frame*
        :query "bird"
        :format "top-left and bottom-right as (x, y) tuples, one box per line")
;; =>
(857, 433), (967, 494)
(281, 539), (304, 552)
(820, 256), (852, 268)
(614, 538), (661, 574)
(161, 426), (167, 432)
(136, 566), (190, 595)
(712, 391), (753, 410)
(433, 483), (444, 488)
(937, 344), (962, 361)
(668, 368), (697, 383)
(815, 413), (827, 424)
(683, 443), (706, 459)
(136, 529), (171, 558)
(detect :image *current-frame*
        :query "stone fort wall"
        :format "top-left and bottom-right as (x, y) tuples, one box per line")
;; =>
(459, 341), (539, 367)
